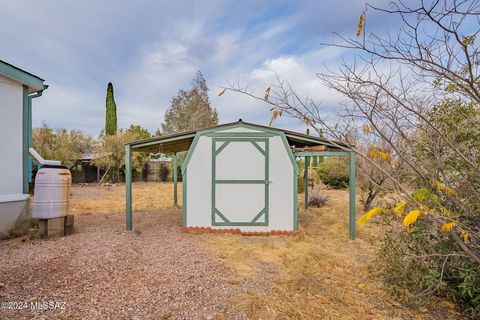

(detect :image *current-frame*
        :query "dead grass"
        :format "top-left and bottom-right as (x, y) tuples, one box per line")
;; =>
(69, 182), (182, 215)
(201, 189), (460, 320)
(67, 183), (460, 319)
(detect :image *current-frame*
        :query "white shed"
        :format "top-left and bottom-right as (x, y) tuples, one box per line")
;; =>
(0, 60), (47, 236)
(125, 121), (357, 237)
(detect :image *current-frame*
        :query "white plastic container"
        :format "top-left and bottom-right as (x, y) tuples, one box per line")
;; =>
(32, 166), (71, 219)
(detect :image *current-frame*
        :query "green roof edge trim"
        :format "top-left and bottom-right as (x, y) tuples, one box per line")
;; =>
(181, 122), (299, 175)
(0, 60), (45, 92)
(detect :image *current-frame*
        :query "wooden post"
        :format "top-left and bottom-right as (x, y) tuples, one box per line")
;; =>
(304, 156), (309, 209)
(349, 152), (356, 240)
(125, 145), (132, 231)
(173, 153), (178, 207)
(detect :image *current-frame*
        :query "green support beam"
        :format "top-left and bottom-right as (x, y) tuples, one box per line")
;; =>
(125, 145), (132, 231)
(293, 170), (298, 230)
(294, 151), (350, 157)
(304, 156), (309, 209)
(294, 149), (356, 240)
(173, 153), (178, 206)
(349, 152), (356, 240)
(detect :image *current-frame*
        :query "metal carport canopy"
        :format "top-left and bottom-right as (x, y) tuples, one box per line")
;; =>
(123, 121), (356, 239)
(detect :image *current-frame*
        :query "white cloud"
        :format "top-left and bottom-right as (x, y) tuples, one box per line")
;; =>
(210, 46), (348, 132)
(2, 0), (386, 136)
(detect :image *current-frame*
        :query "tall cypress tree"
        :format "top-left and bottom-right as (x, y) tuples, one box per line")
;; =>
(105, 82), (117, 135)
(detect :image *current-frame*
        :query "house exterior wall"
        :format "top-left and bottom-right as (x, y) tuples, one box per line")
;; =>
(0, 74), (23, 195)
(185, 127), (295, 231)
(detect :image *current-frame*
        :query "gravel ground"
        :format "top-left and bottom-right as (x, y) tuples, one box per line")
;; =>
(0, 211), (264, 320)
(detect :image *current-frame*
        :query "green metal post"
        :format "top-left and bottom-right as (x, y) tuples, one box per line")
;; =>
(293, 170), (298, 229)
(125, 145), (133, 231)
(182, 172), (187, 226)
(173, 153), (178, 206)
(304, 156), (309, 209)
(349, 152), (356, 240)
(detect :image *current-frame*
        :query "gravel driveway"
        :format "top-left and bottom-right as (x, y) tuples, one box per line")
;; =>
(0, 211), (257, 320)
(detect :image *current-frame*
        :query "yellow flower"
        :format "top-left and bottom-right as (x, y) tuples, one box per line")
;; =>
(268, 110), (282, 126)
(367, 148), (391, 161)
(403, 209), (421, 228)
(460, 230), (470, 244)
(362, 124), (372, 134)
(264, 87), (271, 101)
(393, 201), (407, 217)
(356, 14), (365, 37)
(367, 148), (379, 158)
(358, 207), (384, 225)
(440, 222), (456, 232)
(432, 180), (457, 196)
(378, 151), (391, 161)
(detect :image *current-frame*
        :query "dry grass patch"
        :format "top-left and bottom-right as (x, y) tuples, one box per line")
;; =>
(69, 182), (182, 215)
(202, 189), (459, 319)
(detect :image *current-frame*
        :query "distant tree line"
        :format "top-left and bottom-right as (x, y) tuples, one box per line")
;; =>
(33, 70), (218, 183)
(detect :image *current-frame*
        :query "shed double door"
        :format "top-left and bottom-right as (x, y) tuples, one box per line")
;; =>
(212, 137), (269, 226)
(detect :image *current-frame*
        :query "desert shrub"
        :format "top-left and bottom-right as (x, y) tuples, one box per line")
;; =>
(307, 188), (328, 208)
(315, 158), (349, 189)
(377, 223), (480, 317)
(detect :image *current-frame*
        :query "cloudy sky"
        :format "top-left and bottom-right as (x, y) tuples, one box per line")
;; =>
(1, 0), (390, 136)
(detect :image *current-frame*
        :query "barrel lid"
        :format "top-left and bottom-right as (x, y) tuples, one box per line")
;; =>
(41, 164), (69, 169)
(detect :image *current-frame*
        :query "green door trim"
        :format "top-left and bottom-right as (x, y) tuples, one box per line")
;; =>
(182, 171), (187, 226)
(212, 137), (269, 226)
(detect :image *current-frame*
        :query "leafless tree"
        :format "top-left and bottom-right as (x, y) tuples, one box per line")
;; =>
(224, 0), (480, 267)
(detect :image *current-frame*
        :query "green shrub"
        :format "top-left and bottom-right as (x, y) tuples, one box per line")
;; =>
(296, 160), (305, 193)
(315, 158), (349, 189)
(378, 224), (480, 317)
(298, 175), (304, 194)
